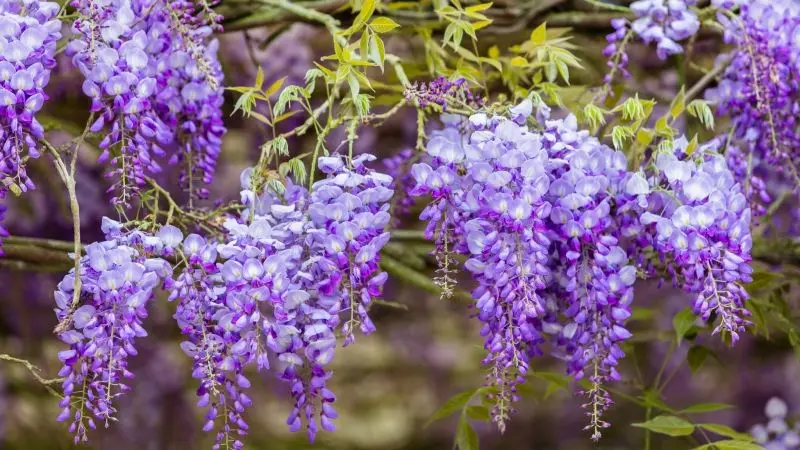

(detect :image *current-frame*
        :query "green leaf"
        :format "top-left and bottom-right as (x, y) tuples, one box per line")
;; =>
(670, 87), (686, 120)
(685, 134), (699, 156)
(636, 128), (655, 147)
(545, 62), (557, 82)
(611, 125), (632, 150)
(691, 441), (763, 450)
(672, 307), (696, 345)
(254, 66), (265, 89)
(510, 56), (527, 67)
(680, 403), (733, 414)
(531, 23), (547, 45)
(531, 371), (570, 390)
(631, 415), (695, 437)
(287, 157), (308, 185)
(369, 17), (400, 33)
(465, 2), (492, 14)
(621, 96), (645, 121)
(687, 99), (715, 130)
(745, 271), (782, 294)
(456, 417), (480, 450)
(641, 389), (671, 412)
(698, 424), (754, 441)
(264, 76), (286, 98)
(369, 35), (385, 69)
(426, 390), (477, 426)
(465, 405), (490, 421)
(582, 103), (606, 131)
(655, 116), (673, 137)
(344, 0), (376, 35)
(556, 60), (570, 85)
(5, 180), (21, 196)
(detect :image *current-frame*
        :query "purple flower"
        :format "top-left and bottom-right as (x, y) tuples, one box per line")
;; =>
(54, 219), (176, 444)
(0, 0), (60, 193)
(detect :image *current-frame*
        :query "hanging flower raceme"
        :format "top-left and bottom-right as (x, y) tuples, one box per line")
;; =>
(168, 232), (250, 450)
(412, 101), (559, 431)
(707, 0), (800, 192)
(625, 138), (754, 343)
(538, 115), (636, 440)
(155, 0), (225, 200)
(0, 0), (60, 193)
(67, 0), (173, 205)
(163, 154), (394, 445)
(54, 219), (176, 444)
(68, 0), (226, 205)
(628, 0), (700, 59)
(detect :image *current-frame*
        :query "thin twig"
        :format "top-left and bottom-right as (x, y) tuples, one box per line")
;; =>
(0, 354), (64, 398)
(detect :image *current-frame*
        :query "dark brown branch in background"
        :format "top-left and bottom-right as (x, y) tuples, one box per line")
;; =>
(1, 233), (799, 270)
(217, 0), (624, 34)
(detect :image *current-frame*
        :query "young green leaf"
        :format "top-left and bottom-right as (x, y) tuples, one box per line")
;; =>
(670, 86), (686, 120)
(426, 389), (477, 426)
(680, 403), (733, 414)
(344, 0), (377, 35)
(456, 418), (480, 450)
(370, 17), (401, 33)
(631, 415), (695, 437)
(672, 307), (696, 345)
(254, 66), (265, 89)
(531, 23), (547, 45)
(698, 424), (755, 441)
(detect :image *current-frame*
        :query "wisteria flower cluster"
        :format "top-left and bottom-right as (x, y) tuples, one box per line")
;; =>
(67, 0), (224, 204)
(0, 0), (60, 193)
(621, 137), (754, 342)
(707, 0), (800, 206)
(624, 0), (700, 59)
(54, 219), (175, 444)
(54, 153), (394, 447)
(410, 101), (752, 438)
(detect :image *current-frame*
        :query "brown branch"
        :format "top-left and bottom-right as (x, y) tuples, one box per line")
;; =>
(0, 354), (63, 398)
(218, 0), (619, 35)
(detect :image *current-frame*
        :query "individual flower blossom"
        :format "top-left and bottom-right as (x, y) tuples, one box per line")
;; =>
(629, 0), (700, 59)
(54, 219), (175, 444)
(750, 397), (800, 450)
(0, 0), (61, 193)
